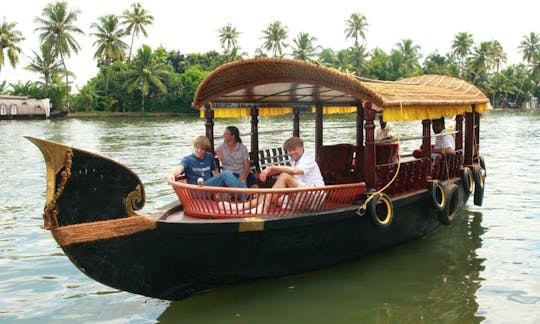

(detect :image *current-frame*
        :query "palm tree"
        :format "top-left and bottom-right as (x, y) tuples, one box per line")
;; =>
(291, 32), (320, 62)
(34, 1), (84, 107)
(91, 14), (128, 95)
(318, 48), (338, 68)
(218, 23), (240, 56)
(260, 21), (288, 57)
(468, 41), (493, 84)
(518, 32), (540, 65)
(122, 2), (154, 63)
(349, 44), (369, 76)
(393, 39), (422, 78)
(451, 32), (474, 75)
(489, 40), (506, 73)
(344, 13), (368, 47)
(25, 44), (63, 97)
(124, 44), (169, 112)
(0, 18), (25, 72)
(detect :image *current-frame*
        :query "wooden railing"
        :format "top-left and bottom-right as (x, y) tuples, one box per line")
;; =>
(168, 181), (366, 219)
(376, 150), (463, 194)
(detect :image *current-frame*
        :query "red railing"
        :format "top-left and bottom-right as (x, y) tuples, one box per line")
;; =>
(168, 181), (366, 219)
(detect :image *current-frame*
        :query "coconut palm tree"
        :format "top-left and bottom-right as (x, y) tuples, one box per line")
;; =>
(468, 41), (494, 84)
(25, 44), (64, 97)
(124, 44), (169, 112)
(518, 33), (540, 96)
(291, 32), (320, 62)
(261, 21), (288, 57)
(0, 18), (25, 72)
(344, 13), (368, 47)
(518, 32), (540, 65)
(121, 2), (154, 63)
(349, 44), (369, 76)
(452, 32), (474, 76)
(489, 40), (506, 73)
(91, 14), (128, 95)
(393, 39), (422, 78)
(34, 1), (84, 107)
(218, 23), (240, 55)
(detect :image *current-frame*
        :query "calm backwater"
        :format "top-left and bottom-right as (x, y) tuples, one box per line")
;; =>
(0, 110), (539, 323)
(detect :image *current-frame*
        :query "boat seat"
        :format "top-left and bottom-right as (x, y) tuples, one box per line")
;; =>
(376, 143), (399, 165)
(317, 144), (355, 184)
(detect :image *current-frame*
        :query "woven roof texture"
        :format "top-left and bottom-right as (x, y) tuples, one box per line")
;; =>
(192, 58), (489, 114)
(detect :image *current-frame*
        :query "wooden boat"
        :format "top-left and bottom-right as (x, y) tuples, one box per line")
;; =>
(0, 94), (68, 120)
(27, 58), (488, 300)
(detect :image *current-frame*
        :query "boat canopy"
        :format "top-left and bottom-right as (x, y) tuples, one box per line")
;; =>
(192, 58), (490, 121)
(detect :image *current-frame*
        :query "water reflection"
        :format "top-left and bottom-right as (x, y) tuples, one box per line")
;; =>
(159, 209), (486, 323)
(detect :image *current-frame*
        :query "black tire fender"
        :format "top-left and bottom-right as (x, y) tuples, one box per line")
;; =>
(472, 166), (485, 206)
(367, 192), (393, 228)
(428, 180), (446, 212)
(437, 183), (459, 225)
(461, 167), (474, 196)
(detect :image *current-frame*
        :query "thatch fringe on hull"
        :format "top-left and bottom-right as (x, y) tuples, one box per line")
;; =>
(51, 216), (157, 246)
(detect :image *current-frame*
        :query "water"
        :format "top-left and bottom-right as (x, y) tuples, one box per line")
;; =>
(1, 110), (539, 323)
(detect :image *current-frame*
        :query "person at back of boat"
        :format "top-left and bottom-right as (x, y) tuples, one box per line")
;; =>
(215, 126), (258, 188)
(167, 135), (247, 188)
(375, 114), (395, 141)
(431, 116), (455, 156)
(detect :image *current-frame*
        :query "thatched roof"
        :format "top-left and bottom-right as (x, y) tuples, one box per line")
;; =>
(192, 58), (490, 121)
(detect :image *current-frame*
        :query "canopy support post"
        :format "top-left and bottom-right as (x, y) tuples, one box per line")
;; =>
(464, 108), (475, 165)
(355, 102), (364, 180)
(364, 105), (376, 190)
(293, 106), (300, 138)
(315, 103), (323, 161)
(250, 106), (259, 166)
(455, 113), (463, 152)
(422, 119), (432, 158)
(204, 105), (215, 151)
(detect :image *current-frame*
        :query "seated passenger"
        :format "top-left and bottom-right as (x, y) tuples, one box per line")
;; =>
(431, 117), (455, 156)
(221, 136), (325, 213)
(215, 126), (258, 188)
(375, 114), (395, 141)
(167, 135), (247, 189)
(412, 117), (455, 158)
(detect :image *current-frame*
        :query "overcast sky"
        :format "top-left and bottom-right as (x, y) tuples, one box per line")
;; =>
(2, 0), (538, 89)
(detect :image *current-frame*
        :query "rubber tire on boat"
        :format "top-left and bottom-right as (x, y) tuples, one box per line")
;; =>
(428, 180), (446, 212)
(367, 192), (393, 228)
(479, 155), (486, 178)
(472, 166), (485, 206)
(461, 167), (474, 197)
(437, 183), (459, 225)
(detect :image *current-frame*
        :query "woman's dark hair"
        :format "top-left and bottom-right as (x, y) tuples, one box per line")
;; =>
(226, 126), (242, 143)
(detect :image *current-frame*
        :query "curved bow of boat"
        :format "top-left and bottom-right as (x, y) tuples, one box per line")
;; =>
(25, 136), (146, 228)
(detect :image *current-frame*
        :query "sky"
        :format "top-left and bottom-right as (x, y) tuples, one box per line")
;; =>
(1, 0), (538, 89)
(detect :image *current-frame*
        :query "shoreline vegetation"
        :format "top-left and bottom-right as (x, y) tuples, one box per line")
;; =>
(1, 3), (539, 113)
(63, 106), (536, 119)
(66, 111), (195, 118)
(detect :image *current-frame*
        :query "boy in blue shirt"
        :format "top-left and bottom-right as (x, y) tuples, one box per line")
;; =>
(167, 136), (247, 189)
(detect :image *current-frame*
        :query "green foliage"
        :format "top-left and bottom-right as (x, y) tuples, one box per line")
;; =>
(8, 5), (540, 111)
(422, 53), (460, 76)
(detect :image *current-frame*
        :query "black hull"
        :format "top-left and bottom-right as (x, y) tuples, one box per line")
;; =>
(27, 136), (471, 300)
(63, 193), (459, 300)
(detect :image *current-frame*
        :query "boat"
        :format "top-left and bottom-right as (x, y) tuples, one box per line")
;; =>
(0, 94), (68, 120)
(27, 58), (488, 300)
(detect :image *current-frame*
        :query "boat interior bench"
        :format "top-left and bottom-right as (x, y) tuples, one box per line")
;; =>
(249, 147), (292, 187)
